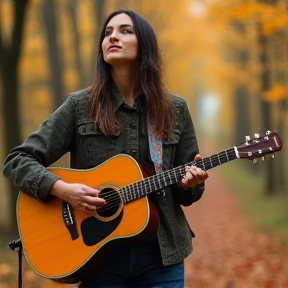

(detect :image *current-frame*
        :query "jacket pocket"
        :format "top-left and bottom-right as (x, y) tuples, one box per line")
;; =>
(162, 129), (180, 169)
(77, 121), (120, 166)
(78, 121), (99, 135)
(163, 129), (180, 145)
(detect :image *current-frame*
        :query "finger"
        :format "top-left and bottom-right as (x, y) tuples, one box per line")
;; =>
(182, 171), (195, 187)
(86, 195), (106, 206)
(82, 186), (101, 197)
(187, 166), (203, 182)
(194, 154), (202, 162)
(187, 165), (199, 176)
(82, 203), (96, 215)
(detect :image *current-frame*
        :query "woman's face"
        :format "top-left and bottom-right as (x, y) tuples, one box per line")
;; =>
(102, 13), (138, 66)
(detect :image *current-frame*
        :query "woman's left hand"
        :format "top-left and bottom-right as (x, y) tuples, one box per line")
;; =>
(180, 154), (209, 189)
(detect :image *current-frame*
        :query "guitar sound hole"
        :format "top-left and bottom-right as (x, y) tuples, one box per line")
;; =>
(97, 188), (121, 218)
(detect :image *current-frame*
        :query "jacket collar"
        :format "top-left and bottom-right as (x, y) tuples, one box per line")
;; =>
(113, 89), (146, 113)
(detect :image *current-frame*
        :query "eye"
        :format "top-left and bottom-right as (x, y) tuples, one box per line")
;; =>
(104, 30), (112, 36)
(122, 29), (133, 34)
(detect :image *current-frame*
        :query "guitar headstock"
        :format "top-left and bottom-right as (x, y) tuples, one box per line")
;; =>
(235, 131), (282, 162)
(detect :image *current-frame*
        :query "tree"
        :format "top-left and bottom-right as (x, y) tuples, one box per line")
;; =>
(0, 0), (30, 233)
(66, 0), (87, 88)
(42, 0), (65, 110)
(206, 0), (288, 194)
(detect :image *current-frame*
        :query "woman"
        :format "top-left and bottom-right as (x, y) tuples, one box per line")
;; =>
(3, 9), (208, 288)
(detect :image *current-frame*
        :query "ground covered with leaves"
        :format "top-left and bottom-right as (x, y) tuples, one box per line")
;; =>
(184, 170), (288, 288)
(0, 170), (288, 288)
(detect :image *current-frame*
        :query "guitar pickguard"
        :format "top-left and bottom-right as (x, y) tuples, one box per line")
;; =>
(80, 210), (123, 246)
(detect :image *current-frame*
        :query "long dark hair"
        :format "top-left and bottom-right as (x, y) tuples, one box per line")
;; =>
(88, 9), (175, 137)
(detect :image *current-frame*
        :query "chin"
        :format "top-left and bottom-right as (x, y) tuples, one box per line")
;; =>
(105, 57), (136, 66)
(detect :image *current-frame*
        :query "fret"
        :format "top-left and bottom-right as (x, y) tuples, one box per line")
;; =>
(162, 172), (168, 187)
(211, 154), (220, 167)
(149, 176), (153, 191)
(130, 183), (136, 200)
(217, 153), (221, 165)
(147, 177), (152, 195)
(225, 150), (229, 162)
(218, 151), (228, 164)
(121, 186), (129, 203)
(124, 186), (129, 202)
(199, 161), (205, 171)
(163, 175), (167, 187)
(132, 182), (137, 200)
(128, 184), (134, 200)
(153, 175), (160, 190)
(132, 182), (140, 200)
(151, 174), (159, 191)
(153, 175), (158, 188)
(202, 158), (212, 170)
(174, 167), (180, 180)
(158, 174), (164, 189)
(167, 172), (172, 186)
(153, 174), (160, 189)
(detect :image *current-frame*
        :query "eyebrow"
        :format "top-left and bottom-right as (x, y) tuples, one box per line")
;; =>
(105, 24), (134, 29)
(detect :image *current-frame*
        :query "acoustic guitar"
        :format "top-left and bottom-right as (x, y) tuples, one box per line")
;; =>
(17, 131), (282, 283)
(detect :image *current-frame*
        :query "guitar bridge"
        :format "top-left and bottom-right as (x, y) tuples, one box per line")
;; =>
(62, 201), (79, 240)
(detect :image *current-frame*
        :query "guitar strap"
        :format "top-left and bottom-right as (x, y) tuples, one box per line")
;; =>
(148, 116), (166, 198)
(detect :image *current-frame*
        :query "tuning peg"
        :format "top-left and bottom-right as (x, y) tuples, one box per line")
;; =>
(245, 136), (250, 144)
(266, 130), (271, 135)
(262, 156), (266, 161)
(254, 132), (260, 138)
(271, 154), (275, 159)
(252, 158), (258, 164)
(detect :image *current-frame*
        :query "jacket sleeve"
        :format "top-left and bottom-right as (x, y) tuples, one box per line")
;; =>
(170, 98), (205, 206)
(2, 96), (76, 201)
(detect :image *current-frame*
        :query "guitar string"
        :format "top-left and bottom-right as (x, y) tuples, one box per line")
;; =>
(72, 144), (274, 214)
(97, 149), (268, 213)
(96, 151), (237, 212)
(99, 151), (235, 200)
(97, 151), (237, 211)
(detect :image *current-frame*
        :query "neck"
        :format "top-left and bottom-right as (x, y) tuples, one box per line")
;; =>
(111, 65), (140, 106)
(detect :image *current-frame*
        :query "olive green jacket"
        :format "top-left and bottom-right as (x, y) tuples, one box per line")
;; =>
(3, 89), (205, 266)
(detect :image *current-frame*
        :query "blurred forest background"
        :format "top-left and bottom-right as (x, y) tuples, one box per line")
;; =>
(0, 0), (288, 287)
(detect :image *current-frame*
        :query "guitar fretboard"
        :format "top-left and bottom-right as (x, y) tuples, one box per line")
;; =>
(121, 147), (237, 203)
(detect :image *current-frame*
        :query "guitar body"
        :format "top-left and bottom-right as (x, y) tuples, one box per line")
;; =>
(17, 154), (159, 283)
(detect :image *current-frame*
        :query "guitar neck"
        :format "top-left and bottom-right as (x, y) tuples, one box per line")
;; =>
(121, 147), (238, 203)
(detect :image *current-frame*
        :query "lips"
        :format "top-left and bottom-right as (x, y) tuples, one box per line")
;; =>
(108, 45), (122, 51)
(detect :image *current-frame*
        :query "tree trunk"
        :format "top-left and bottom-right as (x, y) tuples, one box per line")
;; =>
(42, 0), (65, 110)
(0, 0), (30, 234)
(259, 35), (276, 195)
(234, 85), (251, 144)
(67, 0), (87, 88)
(89, 0), (106, 79)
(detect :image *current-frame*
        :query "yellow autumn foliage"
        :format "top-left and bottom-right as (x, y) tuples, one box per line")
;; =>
(1, 0), (288, 138)
(208, 1), (288, 36)
(262, 83), (287, 103)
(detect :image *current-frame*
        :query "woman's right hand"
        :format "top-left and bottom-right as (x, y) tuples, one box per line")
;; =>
(49, 180), (106, 214)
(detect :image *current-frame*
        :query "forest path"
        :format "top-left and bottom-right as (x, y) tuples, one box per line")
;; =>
(183, 168), (288, 288)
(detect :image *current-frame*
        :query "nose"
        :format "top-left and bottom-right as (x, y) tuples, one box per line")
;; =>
(109, 34), (119, 43)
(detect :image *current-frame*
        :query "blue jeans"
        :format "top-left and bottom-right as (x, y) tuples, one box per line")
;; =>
(79, 236), (184, 288)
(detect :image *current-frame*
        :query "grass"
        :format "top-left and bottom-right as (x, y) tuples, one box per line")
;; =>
(218, 160), (288, 245)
